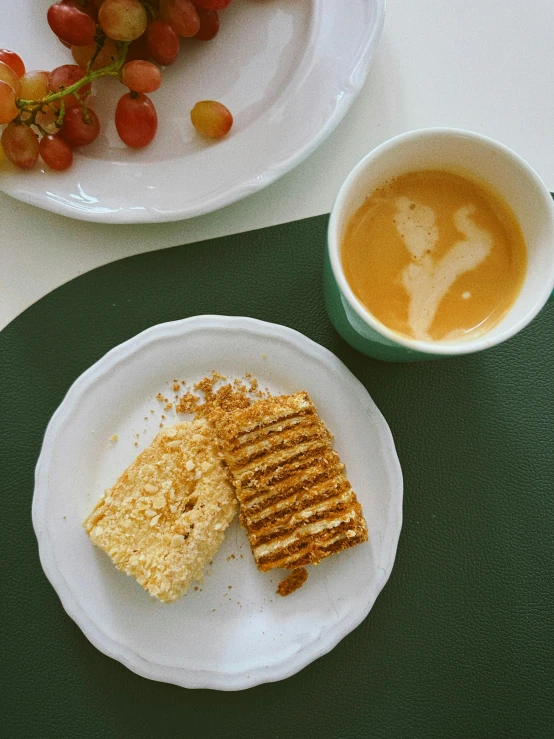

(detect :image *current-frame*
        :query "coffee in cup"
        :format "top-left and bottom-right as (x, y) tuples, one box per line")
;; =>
(324, 128), (554, 362)
(341, 169), (527, 342)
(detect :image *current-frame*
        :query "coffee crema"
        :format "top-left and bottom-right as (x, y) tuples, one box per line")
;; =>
(341, 170), (527, 342)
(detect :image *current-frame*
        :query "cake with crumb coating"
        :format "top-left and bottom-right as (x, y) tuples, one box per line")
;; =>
(84, 419), (237, 603)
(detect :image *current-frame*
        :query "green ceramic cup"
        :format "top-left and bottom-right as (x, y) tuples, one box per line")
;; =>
(324, 128), (554, 362)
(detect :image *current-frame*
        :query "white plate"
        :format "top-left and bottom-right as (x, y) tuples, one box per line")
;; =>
(33, 316), (402, 690)
(0, 0), (384, 223)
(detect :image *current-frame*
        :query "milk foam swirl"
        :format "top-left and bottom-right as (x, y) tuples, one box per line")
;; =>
(393, 197), (492, 340)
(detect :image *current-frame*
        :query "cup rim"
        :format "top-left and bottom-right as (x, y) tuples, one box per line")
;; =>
(328, 127), (554, 356)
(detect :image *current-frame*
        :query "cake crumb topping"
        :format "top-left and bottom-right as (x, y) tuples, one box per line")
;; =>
(173, 370), (269, 419)
(277, 568), (308, 596)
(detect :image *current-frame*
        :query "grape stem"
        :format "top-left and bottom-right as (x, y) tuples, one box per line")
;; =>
(56, 98), (66, 129)
(86, 31), (108, 75)
(15, 41), (130, 121)
(18, 104), (50, 137)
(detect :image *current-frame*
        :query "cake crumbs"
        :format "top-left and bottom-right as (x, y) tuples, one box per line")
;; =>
(164, 403), (172, 412)
(176, 392), (200, 414)
(194, 586), (198, 591)
(194, 374), (217, 400)
(172, 370), (270, 421)
(173, 382), (180, 392)
(277, 568), (309, 597)
(202, 382), (251, 414)
(109, 434), (118, 442)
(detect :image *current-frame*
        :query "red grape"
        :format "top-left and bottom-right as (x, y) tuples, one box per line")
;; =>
(47, 4), (97, 47)
(1, 123), (40, 168)
(190, 100), (232, 138)
(47, 65), (92, 108)
(195, 10), (219, 40)
(0, 61), (22, 97)
(0, 80), (18, 124)
(89, 0), (106, 20)
(59, 106), (100, 146)
(0, 49), (25, 78)
(20, 70), (49, 100)
(160, 0), (200, 38)
(71, 38), (118, 70)
(192, 0), (231, 10)
(146, 20), (180, 65)
(61, 0), (98, 20)
(121, 61), (162, 93)
(98, 0), (148, 42)
(39, 134), (73, 170)
(115, 92), (158, 148)
(126, 34), (151, 62)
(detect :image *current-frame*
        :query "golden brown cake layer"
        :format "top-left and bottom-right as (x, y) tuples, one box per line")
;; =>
(213, 392), (368, 571)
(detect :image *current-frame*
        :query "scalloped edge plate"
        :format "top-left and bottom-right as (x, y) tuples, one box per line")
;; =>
(33, 316), (402, 689)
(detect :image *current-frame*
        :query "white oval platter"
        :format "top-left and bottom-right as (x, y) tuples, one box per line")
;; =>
(1, 1), (385, 223)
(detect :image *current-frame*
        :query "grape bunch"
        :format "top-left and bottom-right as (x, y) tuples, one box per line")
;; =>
(0, 0), (234, 171)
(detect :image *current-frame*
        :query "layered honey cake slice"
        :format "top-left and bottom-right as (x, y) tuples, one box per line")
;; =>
(213, 392), (368, 571)
(84, 419), (237, 603)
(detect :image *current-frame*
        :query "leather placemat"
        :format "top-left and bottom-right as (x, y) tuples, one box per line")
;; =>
(1, 214), (553, 738)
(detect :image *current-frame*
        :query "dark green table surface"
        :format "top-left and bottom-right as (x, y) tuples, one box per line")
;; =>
(2, 214), (553, 739)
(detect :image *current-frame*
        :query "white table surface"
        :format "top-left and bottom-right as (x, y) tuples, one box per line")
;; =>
(1, 0), (553, 331)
